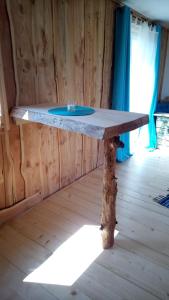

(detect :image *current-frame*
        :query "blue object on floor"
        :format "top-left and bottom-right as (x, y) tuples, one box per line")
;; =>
(155, 102), (169, 113)
(48, 106), (95, 116)
(154, 194), (169, 208)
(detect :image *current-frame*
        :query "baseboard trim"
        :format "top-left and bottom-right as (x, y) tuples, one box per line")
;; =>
(0, 192), (43, 225)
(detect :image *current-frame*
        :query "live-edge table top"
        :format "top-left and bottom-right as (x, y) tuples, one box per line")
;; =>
(11, 104), (149, 140)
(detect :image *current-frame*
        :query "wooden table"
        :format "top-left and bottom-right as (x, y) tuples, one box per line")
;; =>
(11, 104), (148, 249)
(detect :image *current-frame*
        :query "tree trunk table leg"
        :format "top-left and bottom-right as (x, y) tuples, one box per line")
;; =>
(100, 138), (118, 249)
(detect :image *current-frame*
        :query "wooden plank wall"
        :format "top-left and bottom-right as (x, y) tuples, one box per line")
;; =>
(0, 0), (116, 210)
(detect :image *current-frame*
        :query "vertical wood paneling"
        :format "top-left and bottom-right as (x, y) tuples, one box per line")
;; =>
(1, 132), (15, 207)
(0, 1), (14, 209)
(53, 0), (85, 105)
(9, 123), (25, 202)
(101, 0), (116, 109)
(0, 0), (115, 211)
(52, 0), (67, 104)
(40, 126), (60, 197)
(0, 40), (9, 130)
(19, 123), (42, 198)
(0, 136), (5, 209)
(58, 131), (83, 187)
(53, 0), (84, 187)
(32, 0), (57, 104)
(97, 0), (116, 166)
(0, 0), (16, 110)
(83, 0), (106, 173)
(7, 0), (37, 105)
(82, 136), (99, 174)
(84, 0), (105, 107)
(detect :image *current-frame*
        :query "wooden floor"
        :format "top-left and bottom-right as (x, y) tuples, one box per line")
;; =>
(0, 149), (169, 300)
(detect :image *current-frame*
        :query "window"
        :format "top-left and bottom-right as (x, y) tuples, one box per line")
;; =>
(130, 19), (158, 151)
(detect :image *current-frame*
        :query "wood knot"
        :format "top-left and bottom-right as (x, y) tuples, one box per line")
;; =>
(112, 136), (124, 148)
(100, 224), (104, 230)
(100, 221), (117, 230)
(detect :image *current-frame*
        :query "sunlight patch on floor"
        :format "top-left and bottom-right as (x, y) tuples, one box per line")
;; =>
(23, 225), (119, 286)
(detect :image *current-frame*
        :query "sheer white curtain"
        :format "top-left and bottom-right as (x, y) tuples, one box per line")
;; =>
(130, 19), (158, 153)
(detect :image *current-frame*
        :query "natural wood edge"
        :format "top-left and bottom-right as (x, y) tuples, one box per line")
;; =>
(0, 192), (43, 226)
(12, 117), (33, 126)
(6, 0), (20, 106)
(0, 42), (10, 130)
(103, 115), (149, 140)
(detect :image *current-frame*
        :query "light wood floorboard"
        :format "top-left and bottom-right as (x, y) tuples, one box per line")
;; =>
(0, 149), (169, 300)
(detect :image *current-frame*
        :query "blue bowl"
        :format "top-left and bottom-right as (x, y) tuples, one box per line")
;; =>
(48, 105), (95, 116)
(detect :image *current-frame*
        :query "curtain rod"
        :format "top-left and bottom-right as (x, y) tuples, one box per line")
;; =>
(131, 11), (155, 26)
(112, 0), (169, 30)
(112, 1), (153, 21)
(131, 12), (156, 27)
(111, 1), (156, 26)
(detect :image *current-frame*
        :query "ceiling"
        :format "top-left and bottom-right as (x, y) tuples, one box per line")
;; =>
(120, 0), (169, 27)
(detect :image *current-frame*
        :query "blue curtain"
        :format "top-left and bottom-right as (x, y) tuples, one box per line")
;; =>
(111, 6), (131, 162)
(148, 25), (161, 149)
